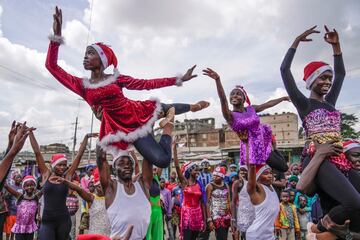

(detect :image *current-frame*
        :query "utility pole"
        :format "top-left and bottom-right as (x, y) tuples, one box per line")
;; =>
(71, 117), (78, 161)
(88, 113), (94, 164)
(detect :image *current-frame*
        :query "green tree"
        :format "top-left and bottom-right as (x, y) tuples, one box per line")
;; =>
(341, 113), (360, 139)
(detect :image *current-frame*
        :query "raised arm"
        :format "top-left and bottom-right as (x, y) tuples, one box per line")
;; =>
(118, 65), (197, 90)
(64, 178), (94, 203)
(141, 159), (153, 191)
(129, 150), (140, 175)
(253, 96), (290, 113)
(323, 26), (345, 105)
(173, 142), (187, 188)
(280, 27), (319, 114)
(247, 164), (257, 196)
(29, 131), (50, 177)
(297, 142), (342, 194)
(203, 68), (233, 125)
(65, 133), (99, 180)
(206, 184), (214, 231)
(96, 146), (111, 192)
(45, 6), (84, 97)
(4, 183), (22, 199)
(231, 179), (242, 233)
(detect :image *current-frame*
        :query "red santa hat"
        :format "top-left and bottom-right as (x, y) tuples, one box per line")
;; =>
(343, 140), (360, 153)
(90, 42), (119, 77)
(213, 166), (226, 178)
(92, 167), (100, 186)
(181, 161), (197, 174)
(271, 135), (276, 144)
(303, 61), (333, 90)
(76, 234), (111, 240)
(112, 152), (134, 169)
(51, 153), (68, 168)
(235, 85), (251, 105)
(256, 164), (271, 180)
(22, 175), (36, 188)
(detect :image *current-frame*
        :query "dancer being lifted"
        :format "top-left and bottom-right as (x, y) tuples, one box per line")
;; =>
(203, 68), (289, 167)
(280, 25), (360, 239)
(46, 7), (209, 168)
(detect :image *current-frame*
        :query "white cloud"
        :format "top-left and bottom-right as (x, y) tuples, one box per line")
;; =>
(0, 5), (3, 37)
(63, 19), (94, 52)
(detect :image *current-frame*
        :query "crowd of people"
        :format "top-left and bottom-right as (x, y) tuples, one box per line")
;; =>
(0, 5), (360, 240)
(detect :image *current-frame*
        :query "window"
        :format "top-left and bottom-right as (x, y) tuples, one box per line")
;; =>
(287, 124), (290, 127)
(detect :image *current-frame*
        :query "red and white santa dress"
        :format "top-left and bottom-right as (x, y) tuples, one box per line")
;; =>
(46, 35), (182, 157)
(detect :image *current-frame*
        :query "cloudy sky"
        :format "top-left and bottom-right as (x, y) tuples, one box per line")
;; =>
(0, 0), (359, 151)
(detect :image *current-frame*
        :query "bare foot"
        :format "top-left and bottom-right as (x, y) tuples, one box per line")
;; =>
(159, 107), (175, 128)
(190, 101), (210, 112)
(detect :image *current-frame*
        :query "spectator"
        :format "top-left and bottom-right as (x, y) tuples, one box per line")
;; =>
(198, 159), (212, 188)
(160, 178), (173, 240)
(297, 194), (312, 240)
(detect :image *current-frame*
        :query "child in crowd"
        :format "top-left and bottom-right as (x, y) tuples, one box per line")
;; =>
(4, 176), (41, 240)
(287, 175), (298, 193)
(275, 190), (300, 240)
(296, 195), (312, 240)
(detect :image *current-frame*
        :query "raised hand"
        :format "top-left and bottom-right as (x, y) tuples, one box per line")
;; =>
(282, 96), (291, 102)
(10, 122), (30, 154)
(291, 26), (320, 48)
(203, 68), (220, 81)
(8, 121), (20, 148)
(324, 25), (339, 45)
(53, 6), (62, 36)
(181, 65), (198, 82)
(86, 133), (99, 138)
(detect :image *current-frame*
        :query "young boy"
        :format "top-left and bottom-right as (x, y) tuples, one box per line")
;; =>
(296, 195), (312, 240)
(275, 190), (301, 240)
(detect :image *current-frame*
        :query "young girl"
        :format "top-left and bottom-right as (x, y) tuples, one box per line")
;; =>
(203, 68), (289, 166)
(46, 7), (209, 169)
(173, 142), (206, 240)
(5, 175), (41, 240)
(51, 168), (111, 236)
(280, 25), (360, 239)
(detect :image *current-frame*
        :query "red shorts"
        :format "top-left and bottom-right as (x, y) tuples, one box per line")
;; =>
(3, 215), (16, 234)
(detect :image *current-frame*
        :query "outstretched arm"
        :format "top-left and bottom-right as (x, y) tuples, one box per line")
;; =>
(119, 65), (197, 90)
(4, 183), (22, 199)
(45, 6), (84, 97)
(66, 133), (98, 180)
(173, 143), (187, 188)
(323, 26), (345, 105)
(29, 131), (50, 177)
(253, 96), (290, 113)
(203, 68), (233, 125)
(280, 26), (320, 114)
(96, 146), (111, 192)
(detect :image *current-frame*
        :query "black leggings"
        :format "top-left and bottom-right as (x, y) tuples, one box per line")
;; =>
(266, 150), (289, 172)
(182, 229), (199, 240)
(15, 233), (34, 240)
(134, 103), (190, 168)
(39, 217), (72, 240)
(303, 157), (360, 232)
(214, 227), (229, 240)
(0, 212), (7, 240)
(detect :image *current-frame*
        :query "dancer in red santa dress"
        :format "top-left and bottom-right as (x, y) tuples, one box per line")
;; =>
(46, 7), (209, 168)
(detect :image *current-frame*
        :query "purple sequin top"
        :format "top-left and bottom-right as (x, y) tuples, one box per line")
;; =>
(231, 106), (272, 165)
(11, 197), (38, 233)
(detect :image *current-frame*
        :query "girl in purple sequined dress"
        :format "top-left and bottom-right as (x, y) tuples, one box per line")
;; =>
(4, 176), (41, 240)
(203, 68), (289, 166)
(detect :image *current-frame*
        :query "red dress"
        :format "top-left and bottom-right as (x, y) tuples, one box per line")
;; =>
(46, 41), (180, 156)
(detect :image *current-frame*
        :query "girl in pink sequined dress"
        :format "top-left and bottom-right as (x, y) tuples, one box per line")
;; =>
(173, 142), (206, 240)
(4, 176), (41, 240)
(203, 68), (289, 166)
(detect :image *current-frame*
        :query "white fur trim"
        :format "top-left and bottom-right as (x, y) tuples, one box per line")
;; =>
(51, 158), (67, 168)
(213, 172), (225, 178)
(344, 142), (360, 152)
(48, 35), (65, 44)
(176, 75), (183, 86)
(184, 162), (196, 173)
(98, 98), (162, 157)
(305, 65), (333, 89)
(82, 70), (120, 89)
(256, 165), (271, 180)
(91, 44), (109, 69)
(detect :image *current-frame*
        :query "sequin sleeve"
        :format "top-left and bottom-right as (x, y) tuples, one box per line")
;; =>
(117, 75), (179, 90)
(45, 41), (84, 97)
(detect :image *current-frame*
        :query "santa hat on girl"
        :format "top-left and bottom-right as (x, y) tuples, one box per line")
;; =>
(303, 61), (333, 90)
(181, 161), (196, 174)
(256, 164), (271, 180)
(51, 153), (68, 168)
(213, 166), (226, 178)
(90, 43), (119, 77)
(92, 167), (100, 186)
(343, 140), (360, 153)
(22, 175), (36, 188)
(76, 234), (110, 240)
(235, 85), (251, 105)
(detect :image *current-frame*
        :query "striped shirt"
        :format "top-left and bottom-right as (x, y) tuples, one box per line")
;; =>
(198, 172), (212, 187)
